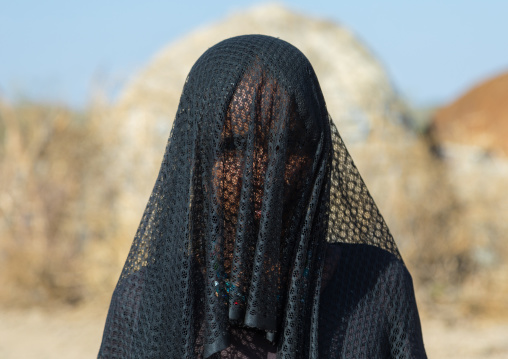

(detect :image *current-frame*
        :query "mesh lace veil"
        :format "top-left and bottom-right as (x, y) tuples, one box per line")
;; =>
(98, 35), (412, 359)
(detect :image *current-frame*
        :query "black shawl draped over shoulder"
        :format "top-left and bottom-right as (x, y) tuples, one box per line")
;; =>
(98, 35), (427, 359)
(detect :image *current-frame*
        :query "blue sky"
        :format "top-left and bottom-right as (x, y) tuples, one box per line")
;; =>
(1, 0), (507, 108)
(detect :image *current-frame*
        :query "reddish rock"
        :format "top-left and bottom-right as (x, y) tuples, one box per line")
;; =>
(432, 71), (508, 157)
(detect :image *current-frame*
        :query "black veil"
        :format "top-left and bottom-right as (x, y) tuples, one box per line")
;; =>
(98, 35), (424, 359)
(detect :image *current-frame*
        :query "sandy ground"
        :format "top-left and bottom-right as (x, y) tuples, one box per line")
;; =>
(1, 306), (507, 359)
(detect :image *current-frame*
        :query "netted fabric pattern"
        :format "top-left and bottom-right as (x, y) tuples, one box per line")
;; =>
(327, 123), (400, 257)
(98, 35), (426, 358)
(319, 244), (425, 358)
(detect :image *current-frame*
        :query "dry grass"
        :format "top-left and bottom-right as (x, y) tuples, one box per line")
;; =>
(0, 101), (124, 307)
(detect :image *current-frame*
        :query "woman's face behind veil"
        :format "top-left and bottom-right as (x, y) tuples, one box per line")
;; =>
(211, 63), (319, 274)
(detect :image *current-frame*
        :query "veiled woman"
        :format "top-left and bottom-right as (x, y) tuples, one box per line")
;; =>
(98, 35), (427, 359)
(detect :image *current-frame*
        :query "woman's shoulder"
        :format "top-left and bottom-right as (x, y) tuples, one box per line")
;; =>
(321, 242), (414, 303)
(324, 242), (407, 274)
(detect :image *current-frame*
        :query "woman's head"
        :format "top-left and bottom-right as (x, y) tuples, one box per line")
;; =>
(101, 35), (398, 359)
(212, 59), (322, 226)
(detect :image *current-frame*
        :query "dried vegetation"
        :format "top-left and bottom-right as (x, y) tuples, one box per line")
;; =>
(0, 99), (506, 320)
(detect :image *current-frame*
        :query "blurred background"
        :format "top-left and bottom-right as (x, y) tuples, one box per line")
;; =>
(1, 1), (507, 358)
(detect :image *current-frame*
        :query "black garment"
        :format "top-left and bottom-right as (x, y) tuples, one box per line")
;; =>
(319, 244), (425, 358)
(98, 35), (426, 358)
